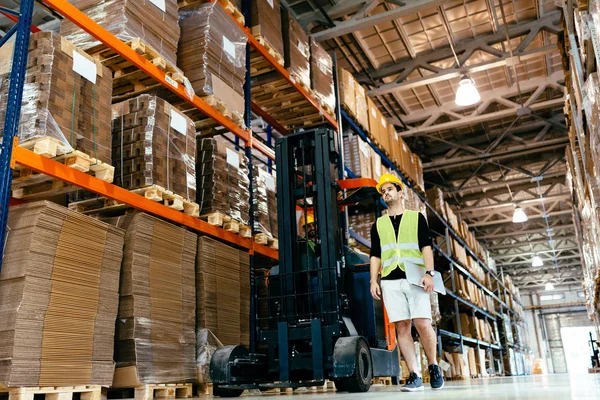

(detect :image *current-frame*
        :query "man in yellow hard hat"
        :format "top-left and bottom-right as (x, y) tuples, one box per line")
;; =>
(299, 210), (317, 246)
(370, 173), (444, 391)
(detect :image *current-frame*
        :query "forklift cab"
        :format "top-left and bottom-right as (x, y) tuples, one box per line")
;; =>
(210, 128), (400, 397)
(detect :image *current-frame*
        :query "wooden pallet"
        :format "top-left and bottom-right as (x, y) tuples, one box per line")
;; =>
(194, 95), (245, 130)
(107, 383), (193, 400)
(87, 38), (185, 100)
(254, 233), (279, 249)
(177, 0), (245, 24)
(253, 34), (284, 66)
(0, 385), (102, 400)
(372, 377), (393, 386)
(68, 185), (199, 217)
(307, 380), (336, 392)
(12, 137), (114, 200)
(289, 72), (313, 96)
(200, 212), (252, 238)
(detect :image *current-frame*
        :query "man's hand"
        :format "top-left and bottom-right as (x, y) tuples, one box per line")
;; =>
(420, 274), (434, 293)
(370, 281), (381, 300)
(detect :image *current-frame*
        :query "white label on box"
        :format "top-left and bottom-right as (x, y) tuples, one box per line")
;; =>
(298, 41), (308, 57)
(267, 0), (274, 8)
(318, 60), (328, 74)
(264, 173), (275, 191)
(72, 51), (97, 84)
(170, 109), (187, 135)
(226, 148), (240, 169)
(223, 36), (236, 59)
(359, 140), (370, 158)
(394, 132), (399, 141)
(381, 117), (387, 128)
(165, 75), (178, 88)
(371, 108), (376, 117)
(149, 0), (166, 12)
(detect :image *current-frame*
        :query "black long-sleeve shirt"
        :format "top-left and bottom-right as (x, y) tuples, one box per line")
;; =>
(370, 213), (432, 280)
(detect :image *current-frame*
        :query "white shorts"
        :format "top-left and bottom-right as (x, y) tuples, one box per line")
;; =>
(381, 279), (432, 323)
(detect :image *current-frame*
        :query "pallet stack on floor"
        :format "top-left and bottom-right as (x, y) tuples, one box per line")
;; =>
(560, 0), (600, 331)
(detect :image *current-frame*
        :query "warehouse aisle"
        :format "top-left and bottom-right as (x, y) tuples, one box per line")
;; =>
(200, 374), (600, 399)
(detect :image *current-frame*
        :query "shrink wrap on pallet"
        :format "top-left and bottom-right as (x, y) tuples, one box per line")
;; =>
(178, 3), (247, 121)
(111, 95), (197, 202)
(196, 237), (251, 347)
(0, 201), (125, 387)
(253, 166), (278, 239)
(251, 0), (284, 61)
(0, 32), (112, 163)
(344, 133), (372, 179)
(196, 137), (250, 224)
(61, 0), (180, 67)
(106, 213), (197, 385)
(310, 38), (335, 113)
(195, 329), (222, 384)
(282, 10), (310, 88)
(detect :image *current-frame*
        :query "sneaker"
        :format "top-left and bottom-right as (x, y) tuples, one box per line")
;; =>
(401, 372), (424, 392)
(428, 364), (445, 390)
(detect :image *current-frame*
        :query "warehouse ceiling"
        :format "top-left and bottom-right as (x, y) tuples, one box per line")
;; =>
(284, 0), (578, 292)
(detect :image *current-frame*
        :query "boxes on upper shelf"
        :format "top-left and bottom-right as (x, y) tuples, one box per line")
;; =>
(62, 0), (180, 67)
(282, 10), (310, 89)
(310, 38), (335, 114)
(111, 95), (197, 202)
(339, 68), (357, 118)
(178, 2), (247, 122)
(253, 166), (278, 241)
(251, 0), (284, 63)
(0, 32), (112, 164)
(344, 133), (372, 179)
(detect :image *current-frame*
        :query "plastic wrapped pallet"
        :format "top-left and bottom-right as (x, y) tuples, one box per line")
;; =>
(348, 210), (376, 245)
(196, 137), (250, 224)
(61, 0), (180, 67)
(196, 237), (251, 347)
(0, 32), (112, 163)
(178, 3), (247, 121)
(310, 38), (335, 113)
(253, 165), (278, 240)
(282, 10), (310, 88)
(195, 329), (222, 384)
(0, 201), (125, 387)
(111, 95), (196, 202)
(344, 133), (372, 179)
(107, 213), (197, 386)
(251, 0), (284, 61)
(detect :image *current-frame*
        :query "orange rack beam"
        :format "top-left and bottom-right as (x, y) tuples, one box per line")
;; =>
(41, 0), (274, 161)
(11, 144), (279, 260)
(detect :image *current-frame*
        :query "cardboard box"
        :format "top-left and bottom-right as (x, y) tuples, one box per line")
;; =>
(371, 148), (383, 183)
(344, 134), (372, 179)
(251, 0), (284, 59)
(367, 96), (381, 144)
(339, 68), (356, 116)
(283, 10), (310, 89)
(310, 38), (335, 112)
(355, 84), (370, 129)
(380, 116), (391, 155)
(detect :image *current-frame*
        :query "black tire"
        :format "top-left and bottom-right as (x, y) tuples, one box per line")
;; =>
(333, 379), (347, 392)
(341, 339), (373, 392)
(212, 384), (243, 398)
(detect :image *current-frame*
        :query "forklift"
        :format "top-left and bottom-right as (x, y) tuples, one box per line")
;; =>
(210, 128), (400, 397)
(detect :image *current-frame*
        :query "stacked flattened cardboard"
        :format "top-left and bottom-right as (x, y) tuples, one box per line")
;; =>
(107, 212), (197, 386)
(0, 201), (125, 387)
(61, 0), (180, 66)
(111, 95), (197, 202)
(253, 166), (278, 239)
(344, 133), (373, 179)
(251, 0), (284, 60)
(282, 10), (310, 88)
(0, 32), (112, 163)
(178, 3), (247, 121)
(310, 38), (335, 113)
(196, 237), (251, 347)
(196, 137), (250, 224)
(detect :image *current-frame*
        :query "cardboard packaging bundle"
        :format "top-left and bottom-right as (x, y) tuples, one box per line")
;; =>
(0, 32), (112, 163)
(196, 137), (250, 224)
(367, 97), (382, 145)
(310, 38), (335, 113)
(347, 210), (376, 243)
(108, 212), (197, 386)
(339, 69), (357, 117)
(196, 237), (251, 347)
(178, 3), (247, 121)
(251, 0), (284, 60)
(61, 0), (180, 66)
(111, 95), (197, 202)
(282, 10), (310, 88)
(344, 133), (372, 179)
(0, 201), (125, 387)
(253, 166), (278, 239)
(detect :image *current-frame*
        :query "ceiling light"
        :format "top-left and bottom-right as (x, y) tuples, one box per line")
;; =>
(532, 255), (544, 267)
(545, 282), (555, 291)
(512, 207), (528, 223)
(455, 74), (481, 106)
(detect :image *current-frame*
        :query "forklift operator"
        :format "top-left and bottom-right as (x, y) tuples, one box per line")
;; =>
(369, 174), (444, 392)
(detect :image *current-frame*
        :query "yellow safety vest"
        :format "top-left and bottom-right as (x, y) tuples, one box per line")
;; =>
(376, 210), (425, 278)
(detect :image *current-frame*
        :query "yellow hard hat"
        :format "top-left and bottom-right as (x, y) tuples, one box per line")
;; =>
(376, 173), (404, 194)
(299, 211), (315, 227)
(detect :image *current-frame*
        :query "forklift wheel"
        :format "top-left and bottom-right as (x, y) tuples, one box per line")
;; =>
(213, 384), (243, 398)
(341, 339), (373, 392)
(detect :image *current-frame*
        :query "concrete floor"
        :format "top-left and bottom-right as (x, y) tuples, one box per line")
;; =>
(199, 374), (600, 399)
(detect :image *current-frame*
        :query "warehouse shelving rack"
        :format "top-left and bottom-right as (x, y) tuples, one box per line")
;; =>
(0, 0), (531, 377)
